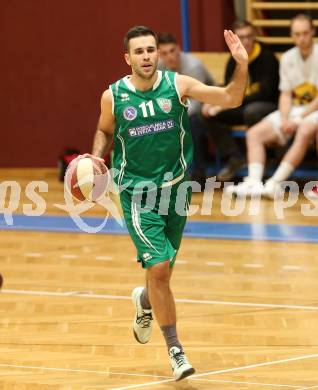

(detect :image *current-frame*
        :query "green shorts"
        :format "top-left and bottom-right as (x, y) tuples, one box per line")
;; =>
(120, 177), (192, 269)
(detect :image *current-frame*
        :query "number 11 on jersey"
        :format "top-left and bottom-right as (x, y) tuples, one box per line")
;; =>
(139, 101), (155, 117)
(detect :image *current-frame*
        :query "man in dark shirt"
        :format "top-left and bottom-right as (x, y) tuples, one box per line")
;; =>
(158, 33), (217, 187)
(199, 20), (279, 181)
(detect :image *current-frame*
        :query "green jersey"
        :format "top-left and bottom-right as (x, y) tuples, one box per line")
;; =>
(110, 70), (193, 190)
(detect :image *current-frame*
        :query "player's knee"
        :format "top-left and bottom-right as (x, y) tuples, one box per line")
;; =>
(148, 261), (170, 284)
(297, 124), (317, 141)
(247, 126), (263, 145)
(243, 103), (263, 126)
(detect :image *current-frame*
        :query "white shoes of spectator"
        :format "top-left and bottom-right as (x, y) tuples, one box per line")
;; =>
(225, 177), (264, 197)
(262, 179), (284, 199)
(225, 177), (286, 200)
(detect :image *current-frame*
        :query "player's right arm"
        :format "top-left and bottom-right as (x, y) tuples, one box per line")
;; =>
(177, 30), (248, 109)
(91, 89), (115, 159)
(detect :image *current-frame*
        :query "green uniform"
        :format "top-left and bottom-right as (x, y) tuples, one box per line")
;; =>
(110, 70), (193, 268)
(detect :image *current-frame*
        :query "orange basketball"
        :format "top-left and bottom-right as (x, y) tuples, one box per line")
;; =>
(64, 157), (110, 202)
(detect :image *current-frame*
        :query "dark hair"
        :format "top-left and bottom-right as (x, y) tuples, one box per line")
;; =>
(291, 13), (314, 30)
(124, 25), (158, 52)
(232, 20), (255, 31)
(157, 32), (177, 45)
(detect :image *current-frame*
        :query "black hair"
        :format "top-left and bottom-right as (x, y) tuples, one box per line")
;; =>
(157, 32), (177, 45)
(232, 20), (255, 31)
(124, 25), (158, 52)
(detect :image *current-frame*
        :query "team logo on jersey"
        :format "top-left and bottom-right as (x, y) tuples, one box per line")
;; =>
(156, 98), (172, 113)
(121, 93), (129, 101)
(123, 106), (137, 121)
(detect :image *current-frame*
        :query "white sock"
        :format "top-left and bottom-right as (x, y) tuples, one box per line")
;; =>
(248, 162), (264, 182)
(271, 161), (294, 183)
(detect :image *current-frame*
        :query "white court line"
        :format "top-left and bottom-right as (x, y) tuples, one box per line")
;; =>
(282, 265), (303, 271)
(192, 377), (300, 388)
(24, 252), (42, 257)
(111, 353), (318, 390)
(299, 386), (318, 390)
(2, 289), (318, 311)
(60, 254), (78, 259)
(95, 256), (113, 260)
(206, 261), (224, 266)
(177, 260), (188, 264)
(243, 263), (264, 268)
(2, 289), (130, 300)
(0, 364), (170, 380)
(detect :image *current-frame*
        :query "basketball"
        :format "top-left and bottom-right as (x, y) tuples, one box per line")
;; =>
(64, 157), (110, 202)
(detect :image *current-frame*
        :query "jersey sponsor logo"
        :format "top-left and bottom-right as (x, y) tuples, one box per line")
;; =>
(128, 119), (175, 137)
(123, 106), (137, 121)
(156, 98), (172, 113)
(121, 93), (129, 102)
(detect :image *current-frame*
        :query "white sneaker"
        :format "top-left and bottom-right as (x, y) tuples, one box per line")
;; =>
(132, 287), (153, 344)
(263, 179), (284, 199)
(169, 346), (195, 381)
(225, 177), (264, 197)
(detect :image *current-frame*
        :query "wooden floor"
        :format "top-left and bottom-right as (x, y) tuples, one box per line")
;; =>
(0, 169), (318, 389)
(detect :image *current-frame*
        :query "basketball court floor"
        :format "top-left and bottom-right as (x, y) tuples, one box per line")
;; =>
(0, 168), (318, 389)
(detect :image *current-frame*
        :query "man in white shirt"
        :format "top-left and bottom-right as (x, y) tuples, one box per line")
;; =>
(227, 14), (318, 198)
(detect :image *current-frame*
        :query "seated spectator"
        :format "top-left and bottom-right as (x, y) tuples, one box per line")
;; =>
(157, 32), (217, 187)
(227, 14), (318, 199)
(199, 20), (279, 181)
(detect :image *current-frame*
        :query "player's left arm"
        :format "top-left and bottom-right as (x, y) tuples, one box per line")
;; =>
(177, 30), (248, 108)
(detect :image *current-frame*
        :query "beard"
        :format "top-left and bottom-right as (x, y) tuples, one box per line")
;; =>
(132, 59), (158, 80)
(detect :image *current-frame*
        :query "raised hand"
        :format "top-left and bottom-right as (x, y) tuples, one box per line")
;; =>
(224, 30), (248, 66)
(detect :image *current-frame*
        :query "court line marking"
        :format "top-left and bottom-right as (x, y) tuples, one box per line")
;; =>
(60, 254), (78, 259)
(2, 289), (318, 311)
(192, 378), (300, 388)
(282, 265), (303, 271)
(110, 353), (318, 390)
(24, 252), (42, 257)
(95, 256), (113, 261)
(206, 261), (224, 266)
(299, 386), (318, 389)
(0, 364), (170, 379)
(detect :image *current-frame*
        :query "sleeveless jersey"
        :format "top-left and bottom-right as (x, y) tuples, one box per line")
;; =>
(110, 70), (193, 190)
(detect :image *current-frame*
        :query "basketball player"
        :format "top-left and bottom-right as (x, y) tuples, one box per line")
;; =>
(84, 26), (247, 381)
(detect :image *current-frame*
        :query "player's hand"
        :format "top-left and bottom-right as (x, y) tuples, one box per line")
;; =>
(224, 30), (248, 66)
(202, 104), (222, 118)
(201, 103), (212, 117)
(70, 153), (105, 165)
